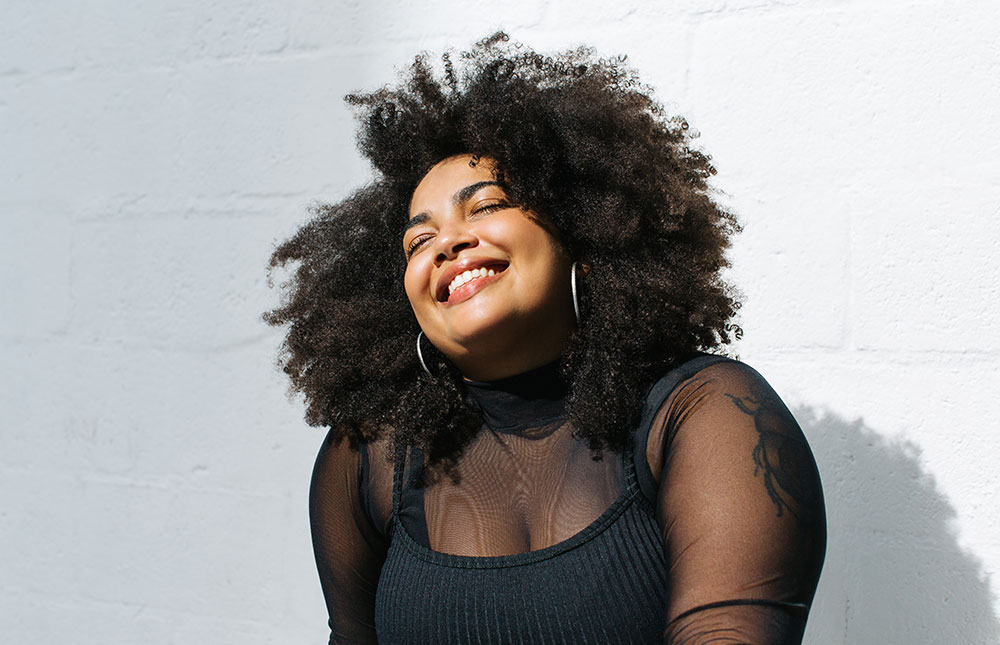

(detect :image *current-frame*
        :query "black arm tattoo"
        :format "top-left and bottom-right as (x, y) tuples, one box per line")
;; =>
(724, 388), (821, 526)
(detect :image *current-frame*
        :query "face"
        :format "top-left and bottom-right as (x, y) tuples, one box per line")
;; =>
(403, 155), (575, 381)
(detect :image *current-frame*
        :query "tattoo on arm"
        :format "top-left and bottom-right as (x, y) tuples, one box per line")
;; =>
(724, 388), (820, 525)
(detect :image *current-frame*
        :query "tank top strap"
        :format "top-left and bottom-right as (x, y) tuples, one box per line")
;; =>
(620, 428), (642, 498)
(390, 442), (434, 546)
(391, 442), (408, 519)
(631, 353), (738, 506)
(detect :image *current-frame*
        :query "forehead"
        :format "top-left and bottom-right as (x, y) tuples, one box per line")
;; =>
(409, 155), (498, 211)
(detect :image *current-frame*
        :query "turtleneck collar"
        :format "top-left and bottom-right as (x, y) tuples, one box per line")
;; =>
(463, 360), (569, 434)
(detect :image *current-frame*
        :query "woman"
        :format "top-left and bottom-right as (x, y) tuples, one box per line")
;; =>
(266, 33), (826, 644)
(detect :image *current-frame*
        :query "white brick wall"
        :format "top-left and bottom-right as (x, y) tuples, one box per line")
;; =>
(3, 1), (998, 642)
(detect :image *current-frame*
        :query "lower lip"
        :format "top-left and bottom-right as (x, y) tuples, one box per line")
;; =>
(442, 271), (506, 306)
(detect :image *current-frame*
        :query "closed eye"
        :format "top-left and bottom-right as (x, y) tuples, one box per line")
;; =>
(471, 201), (510, 216)
(405, 233), (433, 258)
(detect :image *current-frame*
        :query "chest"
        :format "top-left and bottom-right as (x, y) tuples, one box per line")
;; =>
(420, 445), (624, 555)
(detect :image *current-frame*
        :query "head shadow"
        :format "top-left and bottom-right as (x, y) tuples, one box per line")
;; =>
(797, 407), (998, 642)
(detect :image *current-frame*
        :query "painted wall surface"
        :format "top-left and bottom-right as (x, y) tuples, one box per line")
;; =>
(3, 1), (998, 642)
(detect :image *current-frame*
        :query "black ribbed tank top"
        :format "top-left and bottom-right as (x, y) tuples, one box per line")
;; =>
(375, 448), (665, 644)
(371, 359), (728, 643)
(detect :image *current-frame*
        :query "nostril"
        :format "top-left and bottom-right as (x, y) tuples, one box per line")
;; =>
(438, 241), (473, 264)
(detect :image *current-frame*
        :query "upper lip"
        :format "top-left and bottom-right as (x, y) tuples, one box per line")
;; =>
(435, 256), (509, 302)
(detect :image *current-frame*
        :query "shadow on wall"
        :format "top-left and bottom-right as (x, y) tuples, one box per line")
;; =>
(798, 408), (999, 644)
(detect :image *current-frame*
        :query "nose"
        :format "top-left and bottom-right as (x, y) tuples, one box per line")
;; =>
(433, 222), (478, 265)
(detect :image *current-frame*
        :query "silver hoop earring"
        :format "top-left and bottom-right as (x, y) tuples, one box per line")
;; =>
(416, 331), (433, 376)
(570, 261), (581, 325)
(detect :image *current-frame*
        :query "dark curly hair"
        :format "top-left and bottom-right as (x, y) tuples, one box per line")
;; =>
(265, 32), (741, 477)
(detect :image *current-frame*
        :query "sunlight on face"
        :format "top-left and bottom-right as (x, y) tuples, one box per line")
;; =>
(403, 155), (575, 380)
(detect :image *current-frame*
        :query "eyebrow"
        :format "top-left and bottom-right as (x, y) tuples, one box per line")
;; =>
(454, 180), (501, 206)
(402, 180), (503, 237)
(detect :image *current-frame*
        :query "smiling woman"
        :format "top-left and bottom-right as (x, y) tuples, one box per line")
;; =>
(265, 32), (826, 644)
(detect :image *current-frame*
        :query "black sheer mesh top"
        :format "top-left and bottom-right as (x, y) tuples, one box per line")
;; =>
(309, 355), (827, 644)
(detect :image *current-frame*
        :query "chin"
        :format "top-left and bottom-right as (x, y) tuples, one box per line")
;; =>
(443, 307), (512, 346)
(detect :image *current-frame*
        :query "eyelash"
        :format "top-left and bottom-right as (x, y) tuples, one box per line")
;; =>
(406, 234), (432, 257)
(405, 202), (508, 258)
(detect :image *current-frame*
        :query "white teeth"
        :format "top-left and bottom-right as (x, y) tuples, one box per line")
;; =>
(447, 266), (500, 296)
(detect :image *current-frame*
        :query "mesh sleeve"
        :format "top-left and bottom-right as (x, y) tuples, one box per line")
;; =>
(649, 361), (827, 644)
(309, 431), (390, 644)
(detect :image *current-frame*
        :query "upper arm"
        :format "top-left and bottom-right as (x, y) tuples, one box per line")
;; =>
(648, 361), (826, 643)
(309, 430), (391, 644)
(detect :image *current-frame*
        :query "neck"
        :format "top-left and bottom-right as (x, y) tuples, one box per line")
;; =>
(457, 348), (564, 382)
(451, 325), (573, 382)
(463, 359), (569, 433)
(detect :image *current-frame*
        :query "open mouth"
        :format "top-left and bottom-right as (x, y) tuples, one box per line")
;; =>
(436, 261), (509, 303)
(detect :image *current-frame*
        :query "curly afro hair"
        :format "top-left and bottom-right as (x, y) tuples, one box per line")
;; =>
(265, 32), (742, 477)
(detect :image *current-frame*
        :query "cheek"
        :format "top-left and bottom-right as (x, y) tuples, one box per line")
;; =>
(485, 213), (562, 257)
(403, 261), (433, 313)
(508, 226), (567, 284)
(403, 268), (420, 307)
